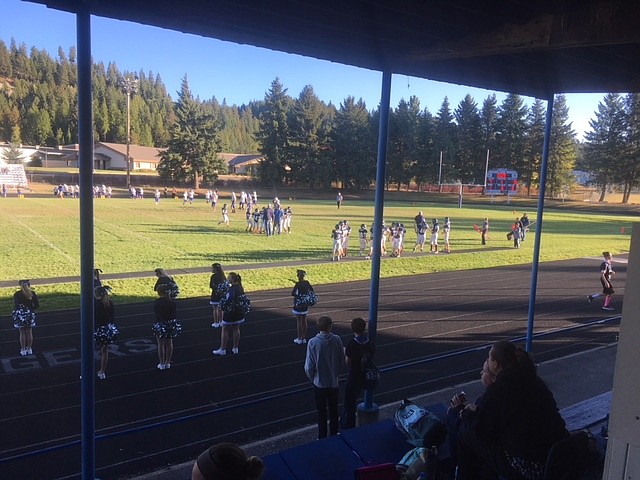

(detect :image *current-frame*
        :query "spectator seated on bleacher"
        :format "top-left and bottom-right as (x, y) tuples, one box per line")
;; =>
(192, 443), (264, 480)
(456, 340), (569, 480)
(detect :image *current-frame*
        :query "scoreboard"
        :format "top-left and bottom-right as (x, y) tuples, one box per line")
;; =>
(485, 169), (518, 195)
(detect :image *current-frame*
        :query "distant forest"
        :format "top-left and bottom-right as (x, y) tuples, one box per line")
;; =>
(0, 38), (261, 153)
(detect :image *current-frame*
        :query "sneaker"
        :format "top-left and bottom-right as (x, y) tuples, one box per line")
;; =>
(97, 372), (106, 380)
(20, 349), (26, 356)
(602, 306), (615, 311)
(211, 322), (221, 328)
(231, 347), (239, 354)
(587, 295), (594, 304)
(157, 363), (165, 370)
(27, 348), (33, 354)
(293, 338), (303, 345)
(164, 363), (171, 369)
(302, 339), (307, 344)
(213, 348), (227, 356)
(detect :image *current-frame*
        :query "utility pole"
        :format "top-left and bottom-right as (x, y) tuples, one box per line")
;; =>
(121, 75), (139, 189)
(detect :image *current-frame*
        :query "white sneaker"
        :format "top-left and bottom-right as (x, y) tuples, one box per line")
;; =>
(27, 348), (33, 354)
(97, 372), (106, 380)
(294, 338), (303, 344)
(302, 339), (307, 344)
(20, 349), (26, 356)
(213, 348), (227, 356)
(211, 322), (221, 328)
(231, 347), (239, 354)
(157, 363), (165, 369)
(602, 306), (615, 311)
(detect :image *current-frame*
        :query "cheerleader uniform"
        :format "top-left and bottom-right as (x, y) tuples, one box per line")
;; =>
(13, 290), (39, 328)
(94, 298), (119, 346)
(292, 280), (315, 316)
(152, 296), (181, 338)
(209, 277), (228, 306)
(221, 284), (249, 325)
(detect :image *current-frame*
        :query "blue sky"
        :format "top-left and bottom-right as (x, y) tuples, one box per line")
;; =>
(5, 0), (611, 140)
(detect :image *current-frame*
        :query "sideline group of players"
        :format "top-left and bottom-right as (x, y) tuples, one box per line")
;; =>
(330, 211), (452, 261)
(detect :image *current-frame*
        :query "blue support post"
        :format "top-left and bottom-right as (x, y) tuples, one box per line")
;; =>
(360, 71), (392, 420)
(526, 94), (554, 352)
(76, 7), (96, 480)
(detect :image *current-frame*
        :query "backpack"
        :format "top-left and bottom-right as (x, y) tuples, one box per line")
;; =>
(394, 399), (448, 448)
(361, 350), (380, 390)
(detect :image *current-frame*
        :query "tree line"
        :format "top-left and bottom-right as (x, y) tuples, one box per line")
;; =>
(1, 38), (638, 201)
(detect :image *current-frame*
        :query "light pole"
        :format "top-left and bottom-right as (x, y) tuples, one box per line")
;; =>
(121, 75), (138, 188)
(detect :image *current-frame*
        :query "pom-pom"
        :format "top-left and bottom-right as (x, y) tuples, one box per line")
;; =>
(94, 323), (119, 345)
(294, 291), (318, 310)
(167, 281), (180, 299)
(220, 294), (251, 315)
(152, 320), (183, 338)
(214, 281), (230, 297)
(12, 306), (36, 328)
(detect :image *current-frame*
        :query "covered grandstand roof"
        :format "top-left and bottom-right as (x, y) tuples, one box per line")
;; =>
(26, 0), (640, 98)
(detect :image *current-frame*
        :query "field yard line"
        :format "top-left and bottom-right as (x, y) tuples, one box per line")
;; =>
(6, 216), (76, 265)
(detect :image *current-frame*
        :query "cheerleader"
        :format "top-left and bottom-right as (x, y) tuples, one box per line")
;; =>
(154, 268), (180, 299)
(214, 272), (250, 355)
(209, 263), (228, 328)
(13, 279), (39, 356)
(152, 284), (181, 369)
(93, 268), (103, 288)
(94, 286), (118, 379)
(291, 270), (317, 344)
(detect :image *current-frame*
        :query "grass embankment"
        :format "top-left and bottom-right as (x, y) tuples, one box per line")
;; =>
(0, 193), (634, 313)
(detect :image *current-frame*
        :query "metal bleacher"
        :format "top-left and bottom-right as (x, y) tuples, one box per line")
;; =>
(0, 163), (29, 189)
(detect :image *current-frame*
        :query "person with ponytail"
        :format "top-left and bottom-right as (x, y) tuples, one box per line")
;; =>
(93, 285), (118, 379)
(192, 443), (263, 480)
(456, 340), (568, 480)
(152, 283), (182, 369)
(291, 269), (316, 344)
(209, 263), (228, 328)
(13, 279), (39, 356)
(213, 272), (250, 355)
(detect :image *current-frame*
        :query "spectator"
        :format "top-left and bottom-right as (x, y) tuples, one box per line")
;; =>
(587, 251), (616, 311)
(341, 317), (373, 430)
(445, 360), (496, 465)
(304, 315), (345, 438)
(291, 269), (316, 344)
(93, 268), (103, 288)
(192, 443), (264, 480)
(456, 340), (568, 480)
(481, 218), (489, 245)
(13, 279), (39, 356)
(93, 285), (118, 380)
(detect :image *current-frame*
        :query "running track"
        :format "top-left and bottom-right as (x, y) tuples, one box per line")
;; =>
(0, 255), (624, 479)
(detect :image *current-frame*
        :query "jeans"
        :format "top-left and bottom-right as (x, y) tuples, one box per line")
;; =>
(314, 386), (339, 438)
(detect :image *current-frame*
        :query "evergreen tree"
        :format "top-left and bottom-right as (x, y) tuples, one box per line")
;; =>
(414, 107), (436, 188)
(495, 93), (528, 175)
(433, 97), (457, 185)
(546, 95), (577, 198)
(1, 142), (25, 163)
(522, 99), (546, 194)
(621, 93), (640, 203)
(480, 94), (499, 185)
(454, 94), (483, 184)
(583, 93), (626, 201)
(332, 96), (375, 190)
(287, 85), (332, 187)
(393, 96), (422, 190)
(157, 76), (224, 188)
(256, 78), (291, 186)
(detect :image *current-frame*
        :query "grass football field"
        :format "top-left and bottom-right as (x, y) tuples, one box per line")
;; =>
(0, 193), (634, 313)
